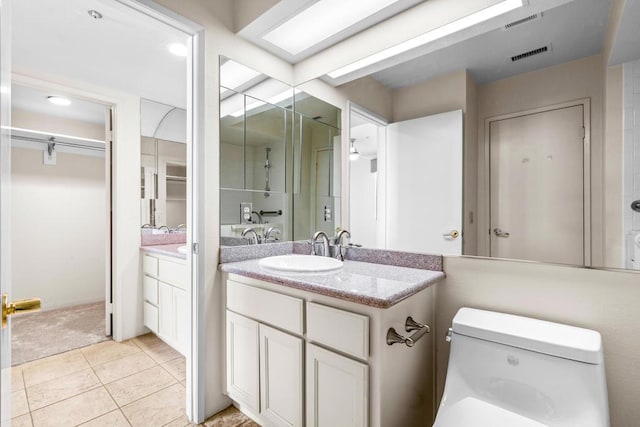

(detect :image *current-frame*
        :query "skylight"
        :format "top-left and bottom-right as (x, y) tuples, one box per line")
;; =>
(328, 0), (523, 78)
(220, 60), (262, 93)
(262, 0), (399, 55)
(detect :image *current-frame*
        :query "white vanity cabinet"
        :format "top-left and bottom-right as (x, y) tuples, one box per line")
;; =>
(224, 272), (437, 427)
(142, 252), (188, 355)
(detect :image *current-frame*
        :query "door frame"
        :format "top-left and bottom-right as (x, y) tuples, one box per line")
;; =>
(481, 98), (591, 266)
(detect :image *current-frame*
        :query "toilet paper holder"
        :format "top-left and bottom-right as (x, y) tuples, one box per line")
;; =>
(386, 316), (431, 347)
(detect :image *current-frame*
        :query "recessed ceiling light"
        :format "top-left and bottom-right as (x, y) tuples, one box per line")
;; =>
(47, 96), (71, 106)
(328, 0), (524, 79)
(168, 43), (188, 57)
(87, 10), (103, 20)
(263, 0), (399, 55)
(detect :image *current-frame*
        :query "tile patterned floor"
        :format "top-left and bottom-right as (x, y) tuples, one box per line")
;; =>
(11, 333), (257, 427)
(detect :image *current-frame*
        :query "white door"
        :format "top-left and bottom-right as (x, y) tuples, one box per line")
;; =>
(259, 324), (303, 427)
(0, 0), (11, 422)
(489, 105), (585, 265)
(306, 343), (368, 427)
(386, 110), (463, 254)
(226, 311), (260, 413)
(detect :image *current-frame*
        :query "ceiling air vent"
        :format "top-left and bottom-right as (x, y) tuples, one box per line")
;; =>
(511, 46), (549, 62)
(504, 13), (542, 30)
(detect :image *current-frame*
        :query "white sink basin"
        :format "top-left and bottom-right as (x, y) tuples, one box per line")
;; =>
(259, 254), (343, 273)
(178, 245), (188, 255)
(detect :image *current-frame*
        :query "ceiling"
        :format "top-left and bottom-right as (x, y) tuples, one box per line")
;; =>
(371, 0), (611, 88)
(12, 84), (107, 124)
(12, 0), (188, 112)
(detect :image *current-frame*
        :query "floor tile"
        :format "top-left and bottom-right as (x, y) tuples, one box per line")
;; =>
(79, 409), (131, 426)
(12, 388), (30, 418)
(131, 333), (164, 351)
(162, 357), (186, 382)
(81, 340), (141, 367)
(27, 368), (101, 411)
(22, 350), (90, 387)
(144, 342), (182, 364)
(163, 415), (191, 427)
(31, 387), (117, 427)
(12, 366), (25, 391)
(105, 365), (177, 407)
(10, 414), (33, 427)
(121, 383), (186, 427)
(93, 351), (157, 384)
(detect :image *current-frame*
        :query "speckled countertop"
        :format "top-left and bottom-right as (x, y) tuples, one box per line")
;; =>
(220, 256), (444, 308)
(140, 244), (187, 260)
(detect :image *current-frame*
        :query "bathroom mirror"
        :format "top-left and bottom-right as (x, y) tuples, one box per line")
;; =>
(219, 57), (342, 245)
(140, 99), (187, 229)
(335, 0), (639, 271)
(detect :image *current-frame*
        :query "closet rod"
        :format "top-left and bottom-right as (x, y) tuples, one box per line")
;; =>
(11, 134), (106, 152)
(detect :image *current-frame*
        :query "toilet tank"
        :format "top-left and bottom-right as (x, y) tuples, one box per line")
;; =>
(439, 308), (609, 427)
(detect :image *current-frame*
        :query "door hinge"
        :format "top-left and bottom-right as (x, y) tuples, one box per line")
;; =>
(106, 302), (113, 314)
(192, 242), (199, 254)
(580, 126), (585, 140)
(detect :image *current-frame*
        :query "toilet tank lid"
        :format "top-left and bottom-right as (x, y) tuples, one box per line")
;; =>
(452, 308), (603, 364)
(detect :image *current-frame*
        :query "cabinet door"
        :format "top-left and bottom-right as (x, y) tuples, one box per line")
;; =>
(226, 311), (260, 412)
(173, 287), (188, 355)
(158, 282), (174, 343)
(259, 324), (303, 427)
(306, 343), (368, 427)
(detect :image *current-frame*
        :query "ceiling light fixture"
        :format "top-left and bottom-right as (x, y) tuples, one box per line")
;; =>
(87, 10), (103, 20)
(168, 43), (188, 57)
(349, 138), (360, 161)
(47, 96), (71, 106)
(328, 0), (524, 79)
(263, 0), (400, 55)
(230, 89), (300, 118)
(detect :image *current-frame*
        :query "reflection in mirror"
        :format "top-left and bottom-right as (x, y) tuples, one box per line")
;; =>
(218, 57), (342, 246)
(338, 0), (639, 270)
(140, 99), (186, 230)
(292, 96), (341, 240)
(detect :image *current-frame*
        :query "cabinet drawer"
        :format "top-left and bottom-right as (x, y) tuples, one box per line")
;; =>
(158, 258), (187, 290)
(307, 302), (369, 360)
(143, 255), (158, 277)
(143, 276), (159, 305)
(144, 302), (159, 334)
(227, 280), (303, 335)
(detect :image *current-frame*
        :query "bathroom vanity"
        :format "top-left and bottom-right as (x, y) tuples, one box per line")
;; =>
(140, 245), (188, 355)
(220, 251), (444, 427)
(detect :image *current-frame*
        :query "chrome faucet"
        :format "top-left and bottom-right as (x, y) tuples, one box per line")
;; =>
(311, 231), (331, 257)
(241, 227), (261, 245)
(334, 229), (351, 261)
(157, 225), (169, 233)
(264, 227), (281, 243)
(251, 211), (263, 224)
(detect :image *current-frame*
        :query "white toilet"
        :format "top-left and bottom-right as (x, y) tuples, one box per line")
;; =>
(434, 308), (609, 427)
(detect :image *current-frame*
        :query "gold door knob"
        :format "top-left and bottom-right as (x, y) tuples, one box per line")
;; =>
(443, 230), (460, 239)
(2, 294), (41, 329)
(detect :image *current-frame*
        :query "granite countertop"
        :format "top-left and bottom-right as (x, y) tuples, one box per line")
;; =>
(220, 257), (444, 308)
(140, 244), (187, 260)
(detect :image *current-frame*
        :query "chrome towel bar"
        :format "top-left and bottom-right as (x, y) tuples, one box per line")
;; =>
(386, 316), (431, 347)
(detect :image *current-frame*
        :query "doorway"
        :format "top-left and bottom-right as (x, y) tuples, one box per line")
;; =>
(487, 100), (590, 265)
(9, 85), (112, 365)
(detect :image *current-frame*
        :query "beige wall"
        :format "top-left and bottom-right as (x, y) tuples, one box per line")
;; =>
(437, 256), (640, 427)
(12, 109), (105, 141)
(11, 147), (105, 309)
(337, 76), (393, 121)
(476, 54), (605, 265)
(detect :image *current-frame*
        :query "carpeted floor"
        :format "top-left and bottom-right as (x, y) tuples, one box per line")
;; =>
(11, 301), (109, 366)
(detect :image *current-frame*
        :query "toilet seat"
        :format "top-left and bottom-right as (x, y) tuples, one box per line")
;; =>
(434, 397), (548, 427)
